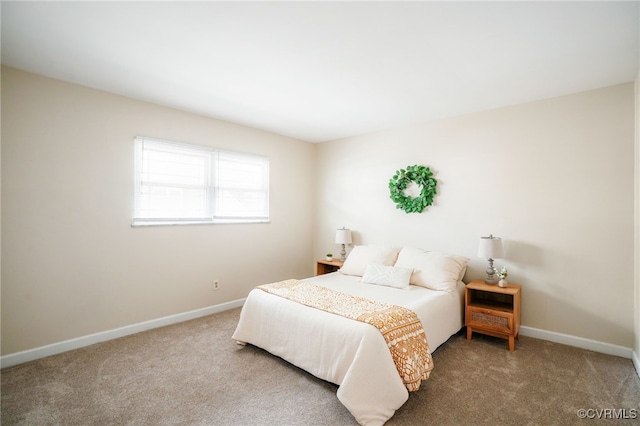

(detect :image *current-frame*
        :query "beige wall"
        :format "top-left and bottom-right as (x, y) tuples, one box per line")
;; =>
(316, 84), (635, 348)
(1, 67), (316, 355)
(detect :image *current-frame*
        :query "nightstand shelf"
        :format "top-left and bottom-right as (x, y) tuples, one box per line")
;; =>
(316, 259), (344, 275)
(465, 280), (521, 351)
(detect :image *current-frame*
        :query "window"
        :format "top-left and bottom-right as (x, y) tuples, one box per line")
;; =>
(133, 137), (269, 225)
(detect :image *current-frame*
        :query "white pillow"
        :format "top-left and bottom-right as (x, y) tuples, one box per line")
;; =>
(339, 245), (400, 276)
(361, 264), (413, 289)
(394, 247), (469, 292)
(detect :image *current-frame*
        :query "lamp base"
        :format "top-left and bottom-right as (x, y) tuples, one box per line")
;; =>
(484, 259), (497, 284)
(340, 244), (347, 261)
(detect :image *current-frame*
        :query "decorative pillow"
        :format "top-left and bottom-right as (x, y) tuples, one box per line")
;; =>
(360, 264), (413, 289)
(394, 247), (469, 292)
(339, 245), (400, 276)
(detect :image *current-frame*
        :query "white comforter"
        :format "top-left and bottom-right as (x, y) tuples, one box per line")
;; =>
(232, 272), (464, 426)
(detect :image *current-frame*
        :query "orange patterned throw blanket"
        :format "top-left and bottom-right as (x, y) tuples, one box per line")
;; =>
(257, 279), (434, 391)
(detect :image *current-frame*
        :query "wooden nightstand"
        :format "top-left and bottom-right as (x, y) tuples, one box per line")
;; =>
(465, 280), (521, 351)
(316, 259), (344, 275)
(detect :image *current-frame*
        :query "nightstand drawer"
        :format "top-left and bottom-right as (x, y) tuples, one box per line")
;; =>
(467, 306), (513, 334)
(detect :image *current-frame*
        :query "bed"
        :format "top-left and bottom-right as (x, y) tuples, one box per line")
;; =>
(232, 245), (468, 426)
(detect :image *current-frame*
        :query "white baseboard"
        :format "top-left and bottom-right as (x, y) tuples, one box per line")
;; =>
(0, 298), (246, 369)
(633, 350), (640, 379)
(519, 326), (633, 359)
(3, 305), (637, 377)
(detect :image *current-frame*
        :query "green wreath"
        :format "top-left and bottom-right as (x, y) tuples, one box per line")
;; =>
(388, 165), (437, 213)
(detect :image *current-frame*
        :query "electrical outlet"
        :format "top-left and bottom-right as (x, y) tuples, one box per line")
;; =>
(213, 280), (220, 291)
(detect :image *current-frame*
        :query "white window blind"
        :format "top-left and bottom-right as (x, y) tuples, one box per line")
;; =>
(134, 137), (269, 225)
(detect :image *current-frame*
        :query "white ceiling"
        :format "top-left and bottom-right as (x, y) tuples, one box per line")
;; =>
(2, 1), (638, 143)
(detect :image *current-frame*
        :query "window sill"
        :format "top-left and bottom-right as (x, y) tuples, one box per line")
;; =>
(131, 219), (270, 227)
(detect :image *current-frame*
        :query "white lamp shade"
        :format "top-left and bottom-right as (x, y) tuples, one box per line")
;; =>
(335, 228), (352, 244)
(478, 235), (503, 259)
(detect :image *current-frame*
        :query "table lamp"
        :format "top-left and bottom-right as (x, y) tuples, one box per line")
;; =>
(478, 234), (503, 284)
(335, 227), (352, 261)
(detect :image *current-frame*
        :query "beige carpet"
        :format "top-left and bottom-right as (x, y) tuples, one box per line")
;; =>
(2, 307), (639, 425)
